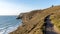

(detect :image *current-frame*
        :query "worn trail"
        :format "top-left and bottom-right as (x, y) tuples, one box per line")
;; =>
(44, 15), (57, 34)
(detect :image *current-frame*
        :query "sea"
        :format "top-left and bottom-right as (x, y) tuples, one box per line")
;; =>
(0, 16), (22, 34)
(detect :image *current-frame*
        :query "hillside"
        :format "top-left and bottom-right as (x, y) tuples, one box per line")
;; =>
(9, 5), (60, 34)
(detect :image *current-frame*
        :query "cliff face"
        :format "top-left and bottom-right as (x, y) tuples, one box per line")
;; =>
(10, 6), (60, 34)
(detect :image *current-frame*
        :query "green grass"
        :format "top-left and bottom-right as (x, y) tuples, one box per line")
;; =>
(50, 14), (60, 30)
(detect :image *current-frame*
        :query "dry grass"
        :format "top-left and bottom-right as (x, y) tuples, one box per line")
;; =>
(10, 5), (60, 34)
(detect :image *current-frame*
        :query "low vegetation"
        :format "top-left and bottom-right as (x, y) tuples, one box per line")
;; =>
(10, 5), (60, 34)
(50, 12), (60, 30)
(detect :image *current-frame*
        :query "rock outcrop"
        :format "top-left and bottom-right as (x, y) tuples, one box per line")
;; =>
(9, 5), (60, 34)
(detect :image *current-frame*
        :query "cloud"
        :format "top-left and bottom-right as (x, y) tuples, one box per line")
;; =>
(0, 1), (17, 15)
(0, 0), (41, 15)
(0, 1), (32, 15)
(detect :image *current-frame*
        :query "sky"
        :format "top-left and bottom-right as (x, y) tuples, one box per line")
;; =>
(0, 0), (60, 15)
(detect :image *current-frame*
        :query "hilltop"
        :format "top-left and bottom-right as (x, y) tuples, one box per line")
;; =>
(9, 5), (60, 34)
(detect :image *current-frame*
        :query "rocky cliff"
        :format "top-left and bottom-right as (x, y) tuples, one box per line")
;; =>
(9, 5), (60, 34)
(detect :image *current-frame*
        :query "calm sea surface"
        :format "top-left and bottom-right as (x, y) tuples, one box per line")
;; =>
(0, 16), (22, 34)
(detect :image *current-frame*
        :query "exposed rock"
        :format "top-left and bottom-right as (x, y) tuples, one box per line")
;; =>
(9, 5), (60, 34)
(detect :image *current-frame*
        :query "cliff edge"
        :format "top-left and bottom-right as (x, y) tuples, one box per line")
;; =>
(9, 5), (60, 34)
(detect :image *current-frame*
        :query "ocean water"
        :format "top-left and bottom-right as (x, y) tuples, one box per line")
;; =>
(0, 16), (22, 34)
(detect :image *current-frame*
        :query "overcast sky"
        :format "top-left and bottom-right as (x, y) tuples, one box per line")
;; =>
(0, 0), (60, 15)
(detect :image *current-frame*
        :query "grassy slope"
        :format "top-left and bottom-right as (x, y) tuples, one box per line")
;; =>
(10, 5), (60, 34)
(50, 12), (60, 30)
